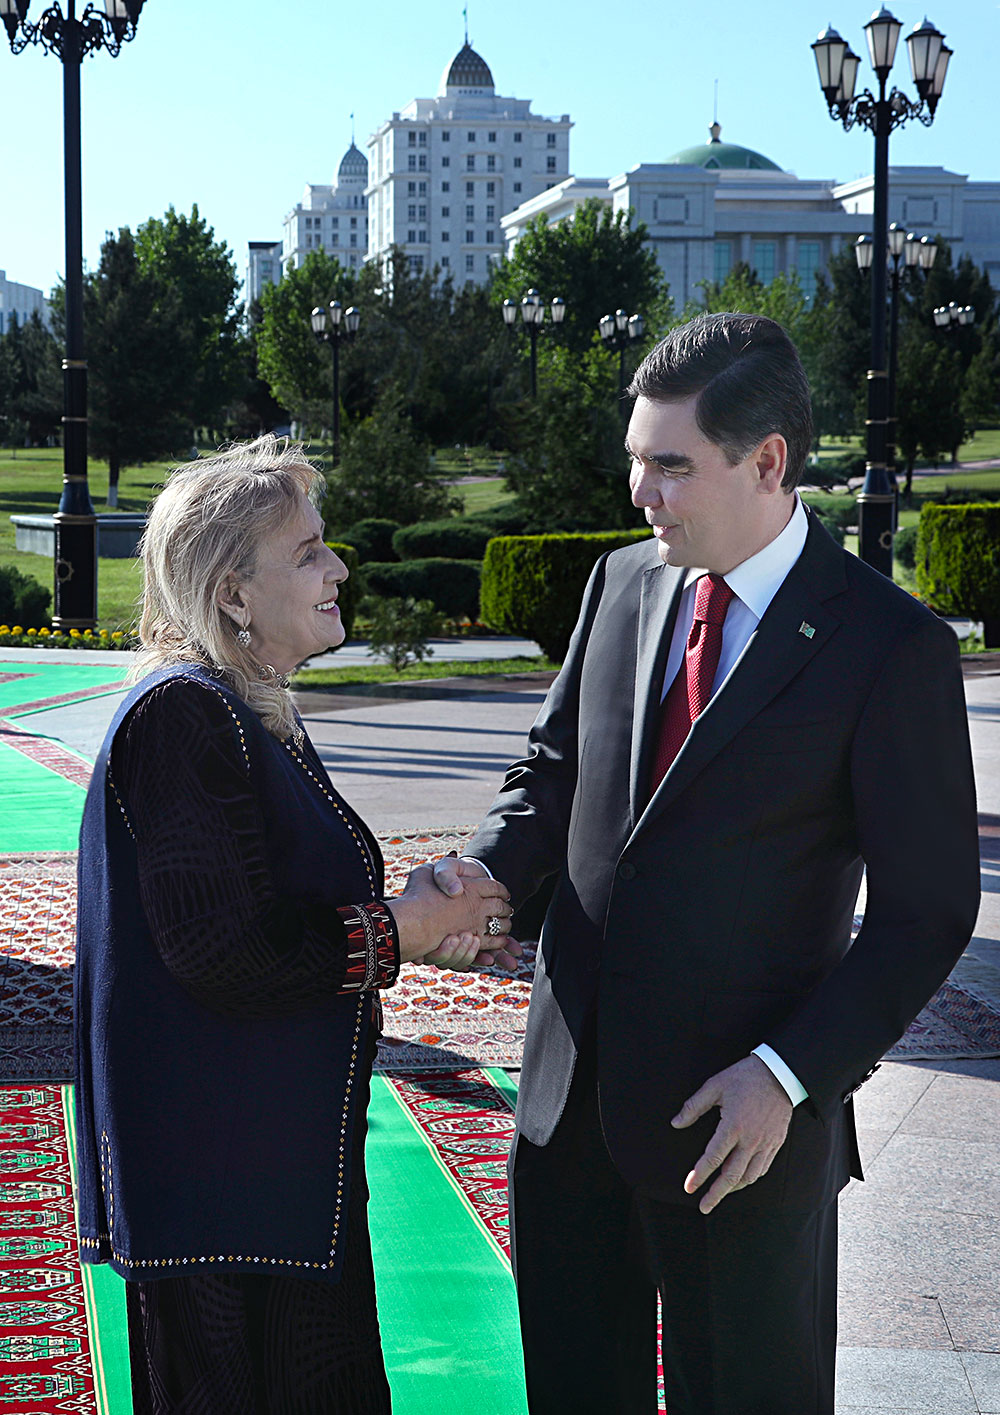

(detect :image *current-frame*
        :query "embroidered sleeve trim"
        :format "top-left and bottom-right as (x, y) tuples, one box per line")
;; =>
(337, 902), (399, 991)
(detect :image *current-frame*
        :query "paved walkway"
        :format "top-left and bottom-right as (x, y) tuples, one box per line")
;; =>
(2, 641), (998, 1412)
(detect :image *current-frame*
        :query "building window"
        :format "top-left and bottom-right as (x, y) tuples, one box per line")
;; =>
(441, 205), (450, 216)
(486, 181), (495, 196)
(418, 230), (427, 243)
(513, 182), (521, 194)
(466, 204), (475, 220)
(408, 204), (416, 220)
(442, 255), (450, 267)
(350, 233), (357, 247)
(466, 229), (475, 243)
(418, 204), (427, 220)
(514, 131), (522, 143)
(331, 216), (339, 227)
(752, 241), (777, 284)
(442, 155), (450, 167)
(408, 229), (416, 242)
(441, 231), (450, 242)
(486, 230), (495, 244)
(467, 131), (475, 142)
(418, 130), (427, 145)
(418, 154), (427, 170)
(442, 181), (450, 192)
(547, 132), (557, 147)
(408, 131), (416, 145)
(513, 156), (522, 169)
(419, 182), (427, 194)
(408, 154), (416, 170)
(466, 181), (474, 197)
(486, 204), (495, 220)
(487, 154), (496, 171)
(466, 155), (475, 170)
(797, 241), (821, 294)
(442, 130), (451, 142)
(350, 216), (357, 227)
(465, 254), (474, 272)
(408, 182), (417, 195)
(488, 131), (496, 143)
(547, 155), (557, 172)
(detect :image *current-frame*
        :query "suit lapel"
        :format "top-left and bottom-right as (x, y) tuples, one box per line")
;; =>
(631, 515), (848, 837)
(628, 560), (686, 825)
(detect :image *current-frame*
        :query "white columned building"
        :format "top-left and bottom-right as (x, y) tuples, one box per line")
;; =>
(500, 124), (1000, 306)
(365, 40), (571, 283)
(282, 141), (370, 276)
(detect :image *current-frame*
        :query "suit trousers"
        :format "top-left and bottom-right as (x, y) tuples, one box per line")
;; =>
(508, 1033), (838, 1415)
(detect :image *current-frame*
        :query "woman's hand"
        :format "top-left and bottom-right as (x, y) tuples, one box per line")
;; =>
(387, 863), (517, 970)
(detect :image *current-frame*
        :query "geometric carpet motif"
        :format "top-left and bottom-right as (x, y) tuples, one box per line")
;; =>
(0, 1084), (99, 1413)
(2, 839), (999, 1079)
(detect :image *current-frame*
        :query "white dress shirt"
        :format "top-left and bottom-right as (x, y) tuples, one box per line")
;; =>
(659, 494), (810, 1106)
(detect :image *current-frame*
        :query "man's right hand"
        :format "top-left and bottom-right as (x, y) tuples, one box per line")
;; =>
(431, 855), (522, 971)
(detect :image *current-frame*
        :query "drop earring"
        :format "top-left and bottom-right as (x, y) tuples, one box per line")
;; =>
(236, 622), (252, 647)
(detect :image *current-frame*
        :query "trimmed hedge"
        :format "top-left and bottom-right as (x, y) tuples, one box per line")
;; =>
(0, 563), (51, 628)
(392, 519), (497, 562)
(893, 523), (918, 571)
(799, 492), (858, 530)
(324, 542), (360, 641)
(338, 518), (401, 564)
(363, 557), (482, 620)
(480, 532), (650, 660)
(915, 503), (1000, 647)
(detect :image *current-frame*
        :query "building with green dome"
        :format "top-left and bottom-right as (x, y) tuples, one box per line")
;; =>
(501, 121), (1000, 306)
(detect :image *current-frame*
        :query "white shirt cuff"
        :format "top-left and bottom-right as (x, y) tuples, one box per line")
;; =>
(459, 856), (494, 880)
(752, 1044), (808, 1106)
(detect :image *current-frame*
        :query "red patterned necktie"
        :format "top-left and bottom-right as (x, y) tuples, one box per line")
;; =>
(647, 573), (735, 799)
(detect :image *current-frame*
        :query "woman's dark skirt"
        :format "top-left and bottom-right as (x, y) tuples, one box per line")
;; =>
(125, 1043), (391, 1415)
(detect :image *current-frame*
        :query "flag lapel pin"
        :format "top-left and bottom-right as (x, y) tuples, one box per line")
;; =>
(798, 621), (816, 639)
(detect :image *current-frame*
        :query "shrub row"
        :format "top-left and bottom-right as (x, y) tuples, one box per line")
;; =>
(916, 503), (1000, 647)
(324, 542), (360, 641)
(0, 564), (51, 628)
(0, 626), (133, 649)
(480, 532), (650, 660)
(362, 558), (482, 621)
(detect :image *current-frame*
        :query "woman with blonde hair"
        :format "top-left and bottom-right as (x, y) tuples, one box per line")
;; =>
(74, 435), (516, 1413)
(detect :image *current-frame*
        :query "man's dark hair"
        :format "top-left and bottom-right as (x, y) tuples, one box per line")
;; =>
(627, 312), (813, 491)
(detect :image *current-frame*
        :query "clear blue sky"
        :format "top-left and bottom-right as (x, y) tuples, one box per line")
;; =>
(2, 0), (996, 298)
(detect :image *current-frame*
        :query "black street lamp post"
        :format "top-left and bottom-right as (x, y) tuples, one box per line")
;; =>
(1, 0), (148, 629)
(598, 307), (645, 402)
(501, 289), (566, 398)
(812, 9), (950, 579)
(854, 224), (937, 487)
(310, 300), (360, 466)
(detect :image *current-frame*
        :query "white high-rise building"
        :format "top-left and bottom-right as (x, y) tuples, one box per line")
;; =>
(283, 141), (369, 275)
(245, 242), (282, 305)
(365, 40), (571, 283)
(0, 270), (48, 335)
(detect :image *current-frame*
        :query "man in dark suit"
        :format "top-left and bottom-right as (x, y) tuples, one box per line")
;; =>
(435, 312), (980, 1414)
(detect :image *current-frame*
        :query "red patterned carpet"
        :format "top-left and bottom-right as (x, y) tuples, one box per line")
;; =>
(2, 834), (999, 1080)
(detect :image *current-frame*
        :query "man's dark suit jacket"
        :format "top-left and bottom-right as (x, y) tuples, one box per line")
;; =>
(467, 512), (980, 1213)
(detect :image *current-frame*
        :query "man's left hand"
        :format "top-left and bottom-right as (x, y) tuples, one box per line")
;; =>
(671, 1055), (793, 1214)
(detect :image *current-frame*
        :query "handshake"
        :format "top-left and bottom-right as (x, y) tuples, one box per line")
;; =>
(388, 855), (521, 973)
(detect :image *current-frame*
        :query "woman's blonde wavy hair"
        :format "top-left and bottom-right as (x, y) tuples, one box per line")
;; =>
(127, 434), (325, 741)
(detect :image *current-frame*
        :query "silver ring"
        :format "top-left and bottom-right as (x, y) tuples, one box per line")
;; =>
(486, 916), (503, 937)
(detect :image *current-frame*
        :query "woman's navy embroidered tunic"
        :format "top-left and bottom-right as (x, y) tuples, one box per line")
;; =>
(74, 665), (399, 1283)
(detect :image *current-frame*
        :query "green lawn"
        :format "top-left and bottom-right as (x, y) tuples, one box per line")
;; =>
(0, 448), (173, 631)
(293, 655), (558, 690)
